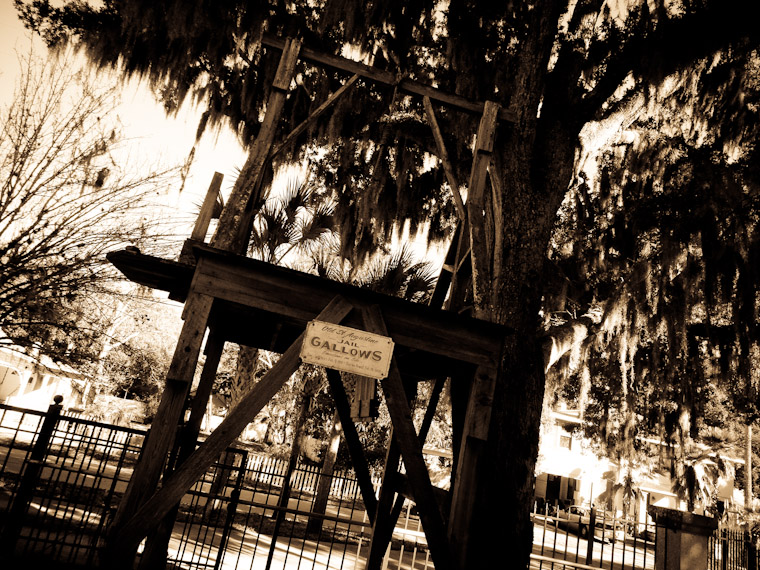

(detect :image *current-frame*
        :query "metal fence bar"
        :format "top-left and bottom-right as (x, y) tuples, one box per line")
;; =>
(1, 400), (680, 570)
(529, 507), (656, 570)
(0, 395), (63, 553)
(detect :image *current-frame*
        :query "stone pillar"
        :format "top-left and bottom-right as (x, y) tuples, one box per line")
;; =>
(648, 505), (718, 570)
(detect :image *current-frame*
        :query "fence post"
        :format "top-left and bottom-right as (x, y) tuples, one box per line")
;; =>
(586, 507), (596, 565)
(0, 395), (64, 553)
(649, 505), (718, 570)
(721, 529), (728, 570)
(747, 529), (757, 570)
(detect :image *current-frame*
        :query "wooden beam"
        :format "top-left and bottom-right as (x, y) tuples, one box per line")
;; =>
(487, 163), (504, 298)
(324, 369), (378, 520)
(211, 38), (302, 253)
(362, 305), (453, 570)
(107, 290), (213, 556)
(108, 245), (509, 366)
(422, 95), (466, 222)
(371, 375), (448, 569)
(181, 332), (226, 450)
(366, 434), (402, 570)
(190, 248), (505, 367)
(429, 223), (461, 309)
(109, 295), (354, 559)
(191, 172), (224, 242)
(447, 364), (498, 569)
(447, 218), (472, 313)
(271, 74), (360, 158)
(261, 34), (517, 124)
(138, 331), (226, 569)
(467, 101), (500, 319)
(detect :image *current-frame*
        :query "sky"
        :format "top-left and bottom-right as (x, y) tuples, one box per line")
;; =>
(0, 1), (248, 238)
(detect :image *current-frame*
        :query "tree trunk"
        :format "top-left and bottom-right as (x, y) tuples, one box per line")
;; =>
(307, 412), (341, 537)
(462, 3), (579, 560)
(231, 345), (260, 410)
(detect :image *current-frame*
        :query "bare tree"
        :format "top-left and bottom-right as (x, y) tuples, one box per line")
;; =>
(0, 48), (177, 365)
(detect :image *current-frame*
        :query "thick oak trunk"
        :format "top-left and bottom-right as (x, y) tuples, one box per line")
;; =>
(464, 97), (578, 569)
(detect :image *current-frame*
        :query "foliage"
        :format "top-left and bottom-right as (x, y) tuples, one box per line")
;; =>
(0, 47), (177, 366)
(92, 292), (181, 421)
(19, 0), (760, 562)
(545, 46), (760, 506)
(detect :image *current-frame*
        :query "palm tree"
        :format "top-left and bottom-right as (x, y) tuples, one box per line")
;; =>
(228, 174), (336, 411)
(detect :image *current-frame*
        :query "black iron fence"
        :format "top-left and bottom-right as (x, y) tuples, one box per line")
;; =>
(11, 398), (748, 570)
(709, 527), (760, 570)
(0, 399), (433, 569)
(0, 397), (146, 565)
(530, 505), (657, 570)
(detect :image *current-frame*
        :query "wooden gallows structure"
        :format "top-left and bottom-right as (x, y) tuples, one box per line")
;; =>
(105, 36), (514, 570)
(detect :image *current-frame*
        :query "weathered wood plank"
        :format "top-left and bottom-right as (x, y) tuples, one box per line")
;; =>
(105, 291), (213, 567)
(211, 38), (302, 253)
(191, 249), (505, 367)
(447, 364), (498, 569)
(488, 163), (504, 296)
(109, 293), (212, 525)
(138, 332), (227, 568)
(260, 34), (517, 124)
(191, 172), (224, 242)
(372, 376), (448, 567)
(324, 369), (378, 521)
(271, 37), (301, 91)
(109, 295), (354, 558)
(467, 101), (500, 319)
(108, 245), (509, 367)
(362, 305), (453, 570)
(366, 434), (402, 570)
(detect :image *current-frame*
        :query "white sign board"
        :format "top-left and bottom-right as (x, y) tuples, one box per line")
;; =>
(300, 320), (394, 379)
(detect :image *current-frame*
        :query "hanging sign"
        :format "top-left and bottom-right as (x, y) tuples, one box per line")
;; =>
(300, 320), (394, 379)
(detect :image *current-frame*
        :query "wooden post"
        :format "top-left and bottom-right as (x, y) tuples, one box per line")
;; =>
(365, 435), (402, 570)
(137, 332), (226, 569)
(367, 376), (446, 569)
(210, 38), (302, 254)
(178, 172), (225, 264)
(324, 369), (378, 520)
(362, 305), (453, 570)
(105, 290), (213, 567)
(447, 364), (498, 569)
(466, 100), (500, 318)
(190, 173), (225, 242)
(422, 95), (465, 222)
(108, 296), (354, 558)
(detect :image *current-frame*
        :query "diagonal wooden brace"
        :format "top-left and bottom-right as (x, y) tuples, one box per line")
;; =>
(324, 369), (378, 521)
(361, 305), (454, 570)
(109, 295), (354, 559)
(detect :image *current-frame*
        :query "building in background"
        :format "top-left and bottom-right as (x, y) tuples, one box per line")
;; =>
(0, 345), (89, 411)
(535, 405), (742, 523)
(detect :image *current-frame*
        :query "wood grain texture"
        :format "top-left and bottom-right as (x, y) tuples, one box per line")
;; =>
(362, 305), (453, 570)
(108, 292), (213, 539)
(324, 369), (378, 520)
(110, 295), (353, 558)
(260, 34), (517, 124)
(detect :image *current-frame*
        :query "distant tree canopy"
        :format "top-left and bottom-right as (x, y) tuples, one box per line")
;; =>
(546, 47), (760, 469)
(18, 0), (760, 564)
(0, 47), (177, 365)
